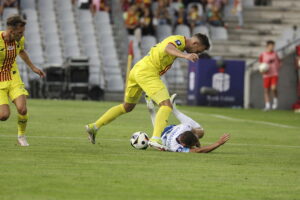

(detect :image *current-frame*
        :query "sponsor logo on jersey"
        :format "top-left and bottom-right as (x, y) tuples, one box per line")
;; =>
(8, 46), (15, 51)
(175, 40), (181, 46)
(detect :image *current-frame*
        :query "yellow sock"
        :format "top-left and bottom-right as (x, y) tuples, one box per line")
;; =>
(95, 104), (126, 129)
(18, 114), (28, 136)
(152, 105), (172, 138)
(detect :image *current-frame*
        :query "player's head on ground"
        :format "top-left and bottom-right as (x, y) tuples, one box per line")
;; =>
(185, 33), (210, 54)
(6, 14), (26, 42)
(266, 40), (275, 52)
(179, 131), (199, 148)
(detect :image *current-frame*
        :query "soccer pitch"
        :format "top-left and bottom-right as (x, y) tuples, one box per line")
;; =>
(0, 99), (299, 200)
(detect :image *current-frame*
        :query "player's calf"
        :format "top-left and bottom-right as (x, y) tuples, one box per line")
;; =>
(0, 105), (10, 121)
(0, 114), (9, 121)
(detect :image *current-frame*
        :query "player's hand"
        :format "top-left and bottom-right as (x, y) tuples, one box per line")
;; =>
(184, 53), (199, 62)
(32, 67), (46, 78)
(218, 133), (230, 145)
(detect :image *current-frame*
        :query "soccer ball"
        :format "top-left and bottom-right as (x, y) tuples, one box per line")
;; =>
(130, 131), (149, 150)
(259, 63), (269, 73)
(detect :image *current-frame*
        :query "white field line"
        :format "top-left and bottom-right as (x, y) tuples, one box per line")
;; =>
(0, 135), (299, 149)
(183, 111), (299, 129)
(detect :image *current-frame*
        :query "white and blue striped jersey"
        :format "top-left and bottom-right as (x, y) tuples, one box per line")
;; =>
(161, 124), (193, 153)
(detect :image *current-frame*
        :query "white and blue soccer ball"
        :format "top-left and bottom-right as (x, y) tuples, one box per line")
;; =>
(130, 131), (149, 150)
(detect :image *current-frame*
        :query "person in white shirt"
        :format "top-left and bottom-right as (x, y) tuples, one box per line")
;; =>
(146, 94), (230, 153)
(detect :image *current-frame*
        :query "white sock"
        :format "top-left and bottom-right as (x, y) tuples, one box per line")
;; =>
(265, 102), (271, 109)
(173, 107), (201, 129)
(273, 98), (278, 105)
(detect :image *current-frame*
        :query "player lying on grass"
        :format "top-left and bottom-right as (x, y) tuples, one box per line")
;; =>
(146, 94), (230, 153)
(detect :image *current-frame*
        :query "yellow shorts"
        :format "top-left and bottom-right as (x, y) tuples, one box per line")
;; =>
(125, 60), (170, 104)
(0, 80), (29, 105)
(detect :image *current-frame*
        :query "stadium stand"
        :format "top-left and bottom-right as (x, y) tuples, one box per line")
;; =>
(0, 0), (298, 103)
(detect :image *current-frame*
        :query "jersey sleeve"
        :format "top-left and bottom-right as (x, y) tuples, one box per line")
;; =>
(167, 36), (186, 51)
(19, 36), (25, 51)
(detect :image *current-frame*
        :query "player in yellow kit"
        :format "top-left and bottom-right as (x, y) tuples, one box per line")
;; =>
(0, 15), (45, 146)
(86, 33), (210, 149)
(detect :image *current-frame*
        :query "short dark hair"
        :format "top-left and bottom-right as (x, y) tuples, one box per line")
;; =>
(266, 40), (275, 46)
(7, 14), (26, 28)
(194, 33), (210, 50)
(180, 131), (198, 147)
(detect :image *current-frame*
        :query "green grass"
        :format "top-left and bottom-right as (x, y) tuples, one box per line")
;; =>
(0, 99), (300, 200)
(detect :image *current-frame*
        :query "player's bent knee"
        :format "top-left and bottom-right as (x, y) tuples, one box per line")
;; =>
(159, 99), (173, 109)
(123, 103), (136, 113)
(17, 107), (27, 115)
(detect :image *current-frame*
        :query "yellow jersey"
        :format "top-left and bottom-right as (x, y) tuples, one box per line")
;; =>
(0, 31), (25, 82)
(141, 35), (186, 75)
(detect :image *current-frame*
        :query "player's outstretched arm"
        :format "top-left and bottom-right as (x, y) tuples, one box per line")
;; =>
(19, 50), (46, 78)
(189, 134), (230, 153)
(165, 44), (199, 62)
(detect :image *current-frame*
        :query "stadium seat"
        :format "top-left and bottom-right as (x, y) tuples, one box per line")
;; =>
(44, 33), (60, 46)
(81, 33), (97, 46)
(210, 26), (228, 40)
(27, 43), (43, 54)
(141, 36), (156, 56)
(193, 25), (210, 37)
(88, 56), (101, 65)
(95, 24), (113, 35)
(20, 0), (36, 10)
(37, 0), (55, 11)
(22, 9), (38, 21)
(62, 33), (79, 47)
(45, 44), (62, 56)
(55, 0), (72, 11)
(77, 10), (93, 22)
(47, 55), (64, 65)
(39, 11), (56, 22)
(60, 22), (77, 34)
(103, 64), (121, 76)
(41, 22), (58, 34)
(89, 73), (101, 85)
(3, 8), (19, 22)
(106, 74), (124, 92)
(175, 24), (191, 37)
(24, 21), (39, 34)
(30, 54), (45, 65)
(63, 45), (81, 58)
(82, 45), (99, 57)
(101, 55), (119, 67)
(165, 60), (184, 84)
(25, 32), (42, 45)
(78, 22), (95, 34)
(156, 24), (172, 42)
(95, 11), (110, 24)
(58, 11), (75, 22)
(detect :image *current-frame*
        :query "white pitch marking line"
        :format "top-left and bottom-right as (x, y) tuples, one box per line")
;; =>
(184, 111), (299, 129)
(0, 135), (299, 148)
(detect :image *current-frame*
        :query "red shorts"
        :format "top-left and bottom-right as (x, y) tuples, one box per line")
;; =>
(263, 76), (278, 89)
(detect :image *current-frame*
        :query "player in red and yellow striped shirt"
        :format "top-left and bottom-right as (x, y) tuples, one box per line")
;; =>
(0, 15), (45, 146)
